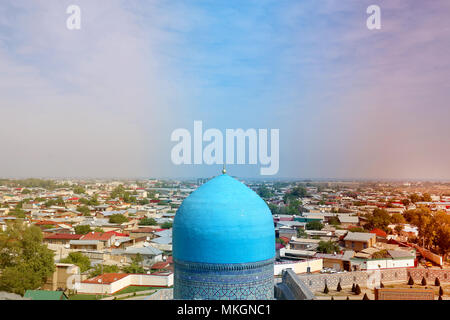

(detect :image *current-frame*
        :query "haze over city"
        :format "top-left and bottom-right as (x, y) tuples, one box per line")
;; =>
(1, 0), (450, 179)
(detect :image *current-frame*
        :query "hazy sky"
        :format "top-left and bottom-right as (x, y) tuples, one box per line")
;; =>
(1, 0), (450, 179)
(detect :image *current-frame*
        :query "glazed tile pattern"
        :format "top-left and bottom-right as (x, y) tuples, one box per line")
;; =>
(173, 258), (274, 300)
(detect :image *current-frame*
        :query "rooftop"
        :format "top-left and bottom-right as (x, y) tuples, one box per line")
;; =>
(82, 273), (128, 284)
(343, 232), (376, 242)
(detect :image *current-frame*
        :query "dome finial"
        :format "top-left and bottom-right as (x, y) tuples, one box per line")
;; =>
(222, 163), (226, 174)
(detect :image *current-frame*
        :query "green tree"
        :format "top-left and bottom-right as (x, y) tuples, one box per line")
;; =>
(286, 199), (302, 215)
(267, 203), (280, 215)
(435, 277), (440, 286)
(317, 240), (340, 254)
(77, 205), (91, 216)
(8, 208), (26, 218)
(306, 221), (323, 230)
(422, 193), (432, 202)
(60, 252), (91, 273)
(290, 186), (307, 198)
(0, 221), (55, 295)
(421, 276), (427, 286)
(73, 186), (86, 194)
(328, 217), (340, 226)
(55, 197), (65, 207)
(161, 222), (173, 229)
(93, 227), (104, 233)
(122, 254), (144, 274)
(139, 218), (157, 226)
(364, 208), (391, 232)
(355, 284), (361, 295)
(401, 198), (411, 207)
(74, 225), (92, 235)
(372, 250), (389, 259)
(297, 228), (307, 239)
(257, 186), (274, 199)
(391, 213), (406, 224)
(110, 185), (125, 199)
(89, 264), (120, 278)
(44, 199), (56, 207)
(109, 214), (129, 224)
(409, 193), (421, 203)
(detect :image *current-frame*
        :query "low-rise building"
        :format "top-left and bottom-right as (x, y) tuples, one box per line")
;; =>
(343, 232), (376, 251)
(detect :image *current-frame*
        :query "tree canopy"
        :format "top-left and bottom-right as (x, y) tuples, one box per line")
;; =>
(73, 186), (86, 194)
(256, 185), (274, 199)
(139, 218), (157, 226)
(161, 222), (173, 229)
(0, 221), (55, 295)
(122, 254), (145, 274)
(89, 264), (119, 278)
(403, 208), (450, 258)
(109, 214), (129, 224)
(317, 240), (340, 254)
(74, 225), (92, 235)
(306, 221), (323, 230)
(363, 208), (392, 232)
(60, 252), (91, 273)
(77, 205), (91, 216)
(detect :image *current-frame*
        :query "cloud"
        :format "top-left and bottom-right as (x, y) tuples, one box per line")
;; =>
(1, 0), (450, 179)
(0, 0), (184, 178)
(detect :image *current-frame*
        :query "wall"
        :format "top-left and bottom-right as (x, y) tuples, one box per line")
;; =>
(411, 244), (443, 266)
(275, 269), (316, 300)
(297, 268), (409, 292)
(147, 288), (174, 300)
(43, 264), (80, 291)
(361, 258), (415, 270)
(274, 259), (323, 276)
(375, 287), (434, 300)
(128, 273), (173, 287)
(322, 258), (344, 271)
(345, 240), (367, 252)
(407, 268), (450, 283)
(297, 267), (450, 292)
(78, 273), (173, 294)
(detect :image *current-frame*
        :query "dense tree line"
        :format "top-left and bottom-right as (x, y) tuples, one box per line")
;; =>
(403, 208), (450, 259)
(0, 221), (55, 295)
(0, 178), (59, 190)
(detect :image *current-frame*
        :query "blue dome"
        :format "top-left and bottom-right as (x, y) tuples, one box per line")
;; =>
(173, 174), (275, 264)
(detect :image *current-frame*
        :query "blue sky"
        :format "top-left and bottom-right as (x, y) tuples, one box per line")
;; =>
(1, 1), (450, 179)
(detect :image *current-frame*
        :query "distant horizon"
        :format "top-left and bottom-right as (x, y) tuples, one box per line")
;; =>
(2, 174), (450, 183)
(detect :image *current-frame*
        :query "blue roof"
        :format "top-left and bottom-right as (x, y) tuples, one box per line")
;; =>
(173, 174), (275, 264)
(151, 236), (172, 244)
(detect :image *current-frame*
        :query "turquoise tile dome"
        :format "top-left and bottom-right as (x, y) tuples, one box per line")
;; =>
(173, 174), (275, 264)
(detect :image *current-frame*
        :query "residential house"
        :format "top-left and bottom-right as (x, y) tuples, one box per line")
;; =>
(43, 263), (80, 291)
(43, 233), (82, 245)
(343, 232), (376, 251)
